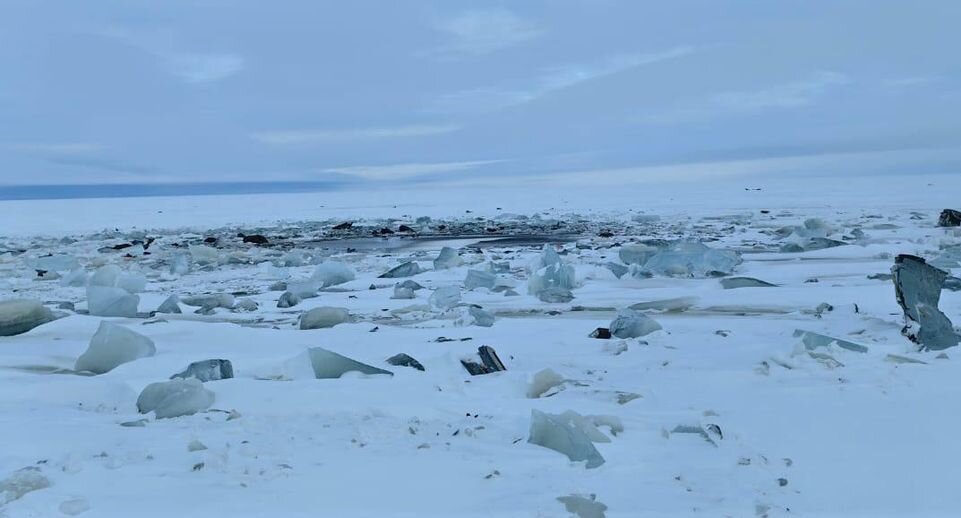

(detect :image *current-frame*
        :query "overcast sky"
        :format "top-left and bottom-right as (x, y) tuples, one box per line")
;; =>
(1, 0), (959, 186)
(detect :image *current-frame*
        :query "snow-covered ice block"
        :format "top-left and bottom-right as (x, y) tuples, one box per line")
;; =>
(527, 368), (565, 398)
(285, 280), (320, 299)
(181, 293), (235, 309)
(429, 286), (461, 309)
(170, 359), (234, 382)
(299, 307), (350, 329)
(0, 466), (50, 505)
(86, 286), (140, 317)
(609, 309), (662, 338)
(75, 321), (156, 374)
(391, 286), (416, 299)
(307, 347), (393, 378)
(467, 306), (495, 327)
(537, 288), (574, 303)
(137, 378), (214, 419)
(528, 409), (605, 468)
(379, 261), (422, 278)
(0, 299), (55, 336)
(311, 261), (355, 287)
(277, 291), (301, 308)
(433, 247), (463, 270)
(464, 269), (496, 290)
(618, 244), (658, 266)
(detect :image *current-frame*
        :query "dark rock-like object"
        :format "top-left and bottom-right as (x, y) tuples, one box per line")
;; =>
(589, 328), (612, 339)
(241, 234), (269, 245)
(386, 353), (425, 371)
(461, 345), (507, 375)
(332, 221), (353, 230)
(891, 254), (958, 351)
(937, 209), (961, 227)
(171, 359), (234, 382)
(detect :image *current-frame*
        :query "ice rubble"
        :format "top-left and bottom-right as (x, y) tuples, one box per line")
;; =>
(464, 269), (496, 290)
(299, 307), (350, 329)
(528, 410), (606, 469)
(86, 286), (140, 317)
(170, 359), (234, 382)
(639, 241), (741, 278)
(379, 261), (422, 278)
(306, 347), (393, 378)
(75, 321), (155, 374)
(429, 286), (461, 310)
(609, 309), (662, 339)
(137, 378), (215, 419)
(892, 255), (959, 350)
(89, 264), (147, 293)
(0, 466), (50, 505)
(311, 261), (355, 287)
(0, 299), (55, 336)
(433, 246), (463, 270)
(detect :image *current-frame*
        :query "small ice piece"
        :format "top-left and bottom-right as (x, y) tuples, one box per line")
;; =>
(464, 269), (496, 291)
(557, 494), (608, 518)
(527, 368), (565, 398)
(169, 253), (191, 275)
(115, 272), (147, 294)
(609, 309), (661, 338)
(311, 261), (356, 288)
(433, 247), (463, 270)
(60, 268), (88, 287)
(156, 295), (182, 314)
(429, 286), (461, 310)
(187, 440), (208, 452)
(75, 321), (156, 374)
(285, 280), (320, 299)
(641, 241), (741, 278)
(0, 299), (55, 336)
(137, 378), (215, 419)
(537, 288), (575, 303)
(299, 307), (350, 329)
(892, 254), (958, 350)
(58, 498), (91, 515)
(793, 329), (868, 353)
(188, 245), (221, 265)
(170, 359), (234, 382)
(0, 466), (50, 505)
(720, 277), (777, 289)
(386, 353), (425, 371)
(86, 286), (139, 317)
(379, 261), (422, 278)
(468, 306), (495, 327)
(29, 254), (79, 272)
(277, 291), (301, 308)
(181, 293), (235, 309)
(486, 261), (510, 274)
(618, 244), (658, 266)
(528, 410), (605, 469)
(306, 347), (393, 378)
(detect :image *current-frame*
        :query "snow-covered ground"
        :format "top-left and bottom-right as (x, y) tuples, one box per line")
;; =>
(2, 173), (961, 517)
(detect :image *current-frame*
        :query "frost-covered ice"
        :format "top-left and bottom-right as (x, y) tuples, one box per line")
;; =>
(136, 378), (215, 418)
(85, 286), (139, 317)
(299, 306), (350, 329)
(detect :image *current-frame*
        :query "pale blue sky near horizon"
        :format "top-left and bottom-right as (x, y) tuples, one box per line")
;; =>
(1, 0), (959, 189)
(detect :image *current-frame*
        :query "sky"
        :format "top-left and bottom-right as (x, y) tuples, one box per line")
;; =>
(1, 0), (960, 188)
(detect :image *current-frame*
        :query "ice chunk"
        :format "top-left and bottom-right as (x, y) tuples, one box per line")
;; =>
(396, 280), (425, 291)
(88, 264), (122, 287)
(285, 280), (320, 299)
(641, 241), (741, 278)
(156, 294), (182, 314)
(170, 359), (234, 382)
(385, 353), (425, 371)
(277, 291), (301, 308)
(629, 297), (698, 312)
(299, 306), (350, 329)
(281, 249), (309, 267)
(557, 494), (607, 518)
(528, 245), (577, 296)
(527, 368), (565, 398)
(169, 253), (191, 275)
(116, 272), (147, 294)
(537, 288), (575, 303)
(618, 244), (658, 266)
(0, 299), (55, 336)
(605, 262), (628, 279)
(75, 321), (156, 374)
(379, 261), (422, 278)
(0, 466), (50, 504)
(433, 247), (463, 270)
(429, 286), (461, 310)
(137, 378), (214, 419)
(59, 268), (88, 287)
(720, 277), (777, 289)
(86, 286), (140, 317)
(311, 261), (356, 287)
(468, 306), (495, 327)
(234, 298), (258, 312)
(609, 309), (662, 338)
(793, 329), (868, 353)
(59, 498), (91, 516)
(306, 347), (393, 378)
(29, 254), (79, 272)
(528, 410), (605, 469)
(464, 269), (496, 290)
(181, 293), (235, 309)
(391, 286), (416, 299)
(188, 245), (221, 265)
(892, 254), (959, 350)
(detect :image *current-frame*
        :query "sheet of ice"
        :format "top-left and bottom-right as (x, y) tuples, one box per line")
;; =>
(75, 321), (156, 374)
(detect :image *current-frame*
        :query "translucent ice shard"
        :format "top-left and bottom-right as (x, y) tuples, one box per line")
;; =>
(433, 247), (463, 270)
(793, 329), (868, 353)
(311, 261), (355, 287)
(75, 321), (156, 374)
(528, 410), (605, 469)
(609, 309), (661, 338)
(429, 286), (461, 310)
(306, 347), (393, 378)
(892, 254), (959, 350)
(641, 241), (741, 278)
(464, 269), (496, 291)
(86, 286), (140, 317)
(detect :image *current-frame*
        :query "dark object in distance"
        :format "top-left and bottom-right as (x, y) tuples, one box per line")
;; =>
(590, 327), (612, 339)
(937, 209), (961, 227)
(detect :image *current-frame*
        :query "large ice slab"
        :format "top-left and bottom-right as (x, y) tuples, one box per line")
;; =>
(433, 247), (463, 270)
(464, 269), (496, 290)
(429, 286), (461, 310)
(75, 321), (156, 374)
(311, 261), (355, 287)
(640, 241), (741, 278)
(307, 347), (393, 378)
(892, 255), (959, 350)
(528, 245), (577, 296)
(0, 299), (55, 336)
(137, 378), (214, 418)
(528, 409), (605, 469)
(86, 286), (140, 317)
